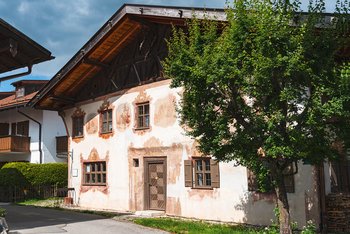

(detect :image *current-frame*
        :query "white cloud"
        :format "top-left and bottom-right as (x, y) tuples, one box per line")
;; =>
(17, 1), (30, 14)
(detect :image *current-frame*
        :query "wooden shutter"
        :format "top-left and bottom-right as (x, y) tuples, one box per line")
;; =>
(283, 164), (295, 193)
(0, 123), (9, 136)
(247, 168), (258, 191)
(184, 160), (193, 187)
(210, 159), (220, 188)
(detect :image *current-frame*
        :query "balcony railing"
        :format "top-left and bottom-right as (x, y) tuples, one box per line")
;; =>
(0, 135), (30, 153)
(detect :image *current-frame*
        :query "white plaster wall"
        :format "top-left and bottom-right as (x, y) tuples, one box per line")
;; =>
(42, 110), (67, 163)
(65, 80), (319, 228)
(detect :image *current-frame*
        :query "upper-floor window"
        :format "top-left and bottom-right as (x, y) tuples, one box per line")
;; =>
(72, 116), (84, 138)
(11, 121), (29, 136)
(100, 109), (112, 134)
(136, 102), (150, 129)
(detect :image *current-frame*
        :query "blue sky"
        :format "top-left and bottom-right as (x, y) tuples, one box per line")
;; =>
(0, 0), (338, 91)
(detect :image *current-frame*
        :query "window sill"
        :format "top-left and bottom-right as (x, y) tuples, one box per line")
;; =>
(82, 184), (106, 187)
(99, 131), (114, 139)
(134, 127), (150, 131)
(72, 135), (84, 139)
(191, 186), (213, 190)
(72, 136), (84, 143)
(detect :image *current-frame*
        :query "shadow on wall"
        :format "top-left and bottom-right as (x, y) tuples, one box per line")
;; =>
(234, 166), (320, 229)
(235, 191), (276, 227)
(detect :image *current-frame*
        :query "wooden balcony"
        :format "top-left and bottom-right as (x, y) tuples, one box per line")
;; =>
(0, 135), (30, 153)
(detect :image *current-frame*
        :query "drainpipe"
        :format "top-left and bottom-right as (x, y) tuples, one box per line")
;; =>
(17, 110), (42, 164)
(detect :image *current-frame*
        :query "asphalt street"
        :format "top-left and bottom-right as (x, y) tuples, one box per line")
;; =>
(0, 203), (168, 234)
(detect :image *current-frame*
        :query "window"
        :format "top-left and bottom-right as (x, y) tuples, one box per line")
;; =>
(184, 158), (220, 188)
(100, 109), (113, 134)
(136, 102), (150, 129)
(0, 123), (9, 136)
(247, 164), (295, 193)
(16, 87), (25, 98)
(83, 161), (106, 185)
(72, 116), (84, 138)
(11, 121), (29, 136)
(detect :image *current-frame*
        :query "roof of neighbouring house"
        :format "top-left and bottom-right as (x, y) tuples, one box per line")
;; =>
(0, 79), (48, 111)
(29, 4), (226, 110)
(0, 91), (38, 111)
(0, 18), (54, 74)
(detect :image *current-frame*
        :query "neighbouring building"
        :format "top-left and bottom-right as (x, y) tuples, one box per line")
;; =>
(0, 79), (67, 165)
(0, 19), (67, 166)
(30, 4), (349, 232)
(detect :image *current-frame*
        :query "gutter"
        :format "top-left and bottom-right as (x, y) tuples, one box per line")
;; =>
(17, 110), (42, 164)
(0, 64), (32, 82)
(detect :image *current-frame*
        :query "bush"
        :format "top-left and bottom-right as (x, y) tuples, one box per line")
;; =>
(0, 162), (67, 187)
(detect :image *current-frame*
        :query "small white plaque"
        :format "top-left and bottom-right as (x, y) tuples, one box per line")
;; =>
(72, 169), (78, 177)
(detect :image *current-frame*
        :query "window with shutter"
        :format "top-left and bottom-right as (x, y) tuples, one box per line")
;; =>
(183, 158), (220, 189)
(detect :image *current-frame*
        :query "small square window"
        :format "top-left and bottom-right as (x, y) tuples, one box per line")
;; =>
(133, 158), (139, 167)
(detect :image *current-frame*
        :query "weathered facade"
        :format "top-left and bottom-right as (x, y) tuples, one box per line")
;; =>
(31, 4), (349, 230)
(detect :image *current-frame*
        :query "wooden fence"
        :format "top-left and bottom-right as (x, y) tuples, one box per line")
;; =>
(0, 185), (67, 202)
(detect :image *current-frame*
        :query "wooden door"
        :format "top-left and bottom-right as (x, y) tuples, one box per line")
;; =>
(145, 158), (166, 210)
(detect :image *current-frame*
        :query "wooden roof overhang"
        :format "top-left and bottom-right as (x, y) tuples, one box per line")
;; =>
(0, 19), (53, 74)
(30, 4), (226, 111)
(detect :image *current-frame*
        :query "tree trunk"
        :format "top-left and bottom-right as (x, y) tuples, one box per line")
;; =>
(271, 165), (292, 234)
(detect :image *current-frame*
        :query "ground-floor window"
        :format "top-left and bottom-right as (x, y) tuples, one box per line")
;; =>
(83, 161), (106, 186)
(184, 158), (220, 189)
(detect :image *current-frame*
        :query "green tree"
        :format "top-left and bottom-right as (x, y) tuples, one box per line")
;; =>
(164, 0), (350, 233)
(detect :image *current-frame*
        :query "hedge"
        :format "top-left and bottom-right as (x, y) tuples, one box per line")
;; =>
(0, 162), (68, 187)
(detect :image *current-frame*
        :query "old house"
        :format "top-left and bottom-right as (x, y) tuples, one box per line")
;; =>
(30, 4), (347, 231)
(0, 19), (67, 166)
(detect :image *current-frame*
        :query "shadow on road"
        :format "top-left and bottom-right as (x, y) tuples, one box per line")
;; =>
(1, 204), (125, 232)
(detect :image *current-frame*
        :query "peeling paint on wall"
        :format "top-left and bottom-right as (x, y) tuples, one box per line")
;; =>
(167, 197), (182, 215)
(86, 113), (98, 134)
(154, 94), (177, 127)
(116, 103), (131, 131)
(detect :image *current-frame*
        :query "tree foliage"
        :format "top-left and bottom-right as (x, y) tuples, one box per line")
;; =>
(164, 0), (350, 232)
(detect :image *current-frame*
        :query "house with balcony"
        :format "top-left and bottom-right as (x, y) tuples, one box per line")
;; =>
(0, 79), (67, 166)
(30, 4), (350, 233)
(0, 18), (67, 167)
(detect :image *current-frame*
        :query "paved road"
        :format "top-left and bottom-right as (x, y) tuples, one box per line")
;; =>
(0, 204), (167, 234)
